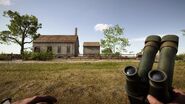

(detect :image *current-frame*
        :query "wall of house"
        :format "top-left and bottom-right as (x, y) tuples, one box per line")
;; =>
(83, 46), (100, 55)
(33, 42), (75, 57)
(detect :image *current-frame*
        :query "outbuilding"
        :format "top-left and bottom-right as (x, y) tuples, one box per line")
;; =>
(83, 42), (100, 56)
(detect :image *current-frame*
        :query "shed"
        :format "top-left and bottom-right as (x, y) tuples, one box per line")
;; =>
(83, 42), (100, 56)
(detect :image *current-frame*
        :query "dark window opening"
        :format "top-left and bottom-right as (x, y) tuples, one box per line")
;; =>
(47, 46), (52, 52)
(67, 45), (70, 53)
(34, 46), (40, 52)
(58, 46), (61, 53)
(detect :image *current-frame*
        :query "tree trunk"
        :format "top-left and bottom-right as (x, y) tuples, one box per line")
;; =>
(20, 33), (25, 56)
(20, 44), (24, 55)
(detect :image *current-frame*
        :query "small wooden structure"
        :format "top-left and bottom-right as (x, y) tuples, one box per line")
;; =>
(83, 42), (100, 56)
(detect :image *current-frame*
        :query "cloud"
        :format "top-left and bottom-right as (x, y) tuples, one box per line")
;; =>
(0, 0), (11, 6)
(94, 24), (112, 32)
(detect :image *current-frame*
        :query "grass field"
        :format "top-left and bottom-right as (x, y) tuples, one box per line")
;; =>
(0, 60), (185, 104)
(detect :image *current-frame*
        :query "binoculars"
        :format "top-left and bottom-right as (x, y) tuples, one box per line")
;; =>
(123, 35), (179, 104)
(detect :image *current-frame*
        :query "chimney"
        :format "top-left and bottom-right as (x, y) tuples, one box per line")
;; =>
(75, 27), (78, 35)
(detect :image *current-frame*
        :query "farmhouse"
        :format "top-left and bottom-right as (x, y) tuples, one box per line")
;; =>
(33, 28), (79, 57)
(83, 42), (100, 56)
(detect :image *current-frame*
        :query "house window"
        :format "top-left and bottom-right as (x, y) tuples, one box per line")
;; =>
(47, 46), (52, 52)
(34, 46), (40, 52)
(58, 46), (61, 53)
(67, 45), (70, 53)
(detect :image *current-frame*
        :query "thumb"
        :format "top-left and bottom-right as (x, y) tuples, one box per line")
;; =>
(147, 95), (163, 104)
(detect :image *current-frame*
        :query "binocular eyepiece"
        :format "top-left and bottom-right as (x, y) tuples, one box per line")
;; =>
(123, 35), (179, 104)
(124, 66), (137, 77)
(148, 70), (170, 103)
(149, 70), (167, 82)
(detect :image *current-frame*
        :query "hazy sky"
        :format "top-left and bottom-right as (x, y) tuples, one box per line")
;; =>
(0, 0), (185, 54)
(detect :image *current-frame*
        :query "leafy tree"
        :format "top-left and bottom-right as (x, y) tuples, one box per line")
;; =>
(101, 48), (112, 55)
(101, 24), (129, 55)
(0, 10), (42, 55)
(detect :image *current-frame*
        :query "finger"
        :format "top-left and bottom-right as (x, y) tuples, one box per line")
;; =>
(147, 95), (163, 104)
(173, 89), (185, 95)
(28, 95), (57, 104)
(12, 97), (35, 104)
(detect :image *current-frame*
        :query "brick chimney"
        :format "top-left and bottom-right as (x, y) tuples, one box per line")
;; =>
(75, 27), (77, 35)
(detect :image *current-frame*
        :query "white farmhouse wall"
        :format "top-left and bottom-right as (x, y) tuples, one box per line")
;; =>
(33, 42), (75, 56)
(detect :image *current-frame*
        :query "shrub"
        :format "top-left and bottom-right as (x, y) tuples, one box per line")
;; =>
(22, 51), (54, 61)
(0, 53), (11, 60)
(101, 48), (113, 56)
(31, 51), (54, 61)
(176, 53), (185, 61)
(23, 51), (32, 60)
(112, 52), (121, 57)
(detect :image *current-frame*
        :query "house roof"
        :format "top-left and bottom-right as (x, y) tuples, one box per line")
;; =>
(83, 42), (100, 47)
(33, 35), (78, 43)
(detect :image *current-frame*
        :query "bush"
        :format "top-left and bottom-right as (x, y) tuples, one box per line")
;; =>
(112, 52), (121, 57)
(101, 48), (113, 56)
(176, 53), (185, 61)
(0, 53), (11, 60)
(23, 51), (32, 60)
(31, 51), (54, 61)
(22, 51), (54, 61)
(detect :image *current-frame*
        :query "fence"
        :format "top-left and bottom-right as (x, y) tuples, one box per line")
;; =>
(0, 53), (138, 60)
(64, 54), (137, 60)
(0, 54), (22, 60)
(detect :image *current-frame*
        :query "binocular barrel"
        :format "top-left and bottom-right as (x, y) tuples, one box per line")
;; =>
(158, 35), (179, 89)
(124, 66), (145, 104)
(124, 66), (138, 96)
(123, 35), (179, 104)
(124, 35), (161, 104)
(148, 70), (170, 103)
(138, 35), (161, 81)
(148, 35), (179, 103)
(137, 35), (161, 96)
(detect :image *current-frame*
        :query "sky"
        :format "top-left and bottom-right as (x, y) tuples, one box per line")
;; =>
(0, 0), (185, 54)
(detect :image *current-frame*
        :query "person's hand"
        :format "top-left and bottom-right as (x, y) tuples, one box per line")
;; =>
(147, 95), (163, 104)
(12, 95), (57, 104)
(147, 89), (185, 104)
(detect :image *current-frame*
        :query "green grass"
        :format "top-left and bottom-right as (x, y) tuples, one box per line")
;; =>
(0, 60), (185, 104)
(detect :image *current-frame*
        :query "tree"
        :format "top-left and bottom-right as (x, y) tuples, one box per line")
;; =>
(100, 24), (129, 55)
(0, 10), (42, 55)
